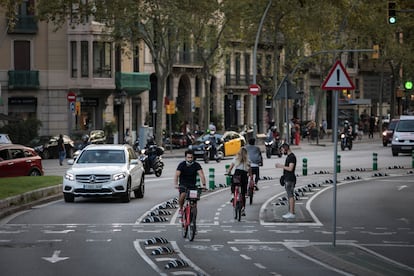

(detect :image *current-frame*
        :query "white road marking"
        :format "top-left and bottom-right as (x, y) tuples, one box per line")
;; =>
(42, 250), (69, 264)
(240, 254), (251, 260)
(254, 263), (266, 269)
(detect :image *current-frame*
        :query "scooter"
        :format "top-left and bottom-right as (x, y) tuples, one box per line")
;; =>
(264, 135), (282, 158)
(139, 144), (164, 177)
(203, 140), (222, 163)
(340, 132), (353, 151)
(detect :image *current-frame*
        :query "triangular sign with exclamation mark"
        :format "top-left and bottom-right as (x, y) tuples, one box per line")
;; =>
(321, 60), (355, 90)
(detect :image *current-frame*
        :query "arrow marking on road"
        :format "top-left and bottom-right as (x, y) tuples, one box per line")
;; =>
(397, 185), (408, 191)
(42, 250), (69, 263)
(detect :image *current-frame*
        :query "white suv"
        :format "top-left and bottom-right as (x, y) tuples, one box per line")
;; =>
(63, 144), (145, 202)
(391, 115), (414, 156)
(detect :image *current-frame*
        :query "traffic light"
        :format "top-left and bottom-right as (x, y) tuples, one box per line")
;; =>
(405, 81), (413, 90)
(388, 1), (396, 24)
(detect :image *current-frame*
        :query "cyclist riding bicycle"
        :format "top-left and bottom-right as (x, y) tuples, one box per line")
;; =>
(174, 150), (207, 218)
(245, 138), (262, 190)
(227, 147), (251, 216)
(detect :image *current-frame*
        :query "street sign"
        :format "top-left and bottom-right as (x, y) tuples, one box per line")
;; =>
(249, 84), (261, 96)
(321, 60), (355, 90)
(67, 91), (76, 102)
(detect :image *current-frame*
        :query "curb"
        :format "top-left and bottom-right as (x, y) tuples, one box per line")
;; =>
(0, 185), (62, 220)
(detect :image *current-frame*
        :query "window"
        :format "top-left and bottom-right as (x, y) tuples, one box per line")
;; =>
(257, 54), (262, 76)
(265, 54), (272, 76)
(93, 41), (112, 78)
(14, 40), (31, 70)
(81, 41), (89, 77)
(133, 46), (140, 72)
(225, 55), (231, 85)
(70, 41), (77, 78)
(244, 53), (250, 84)
(235, 53), (241, 85)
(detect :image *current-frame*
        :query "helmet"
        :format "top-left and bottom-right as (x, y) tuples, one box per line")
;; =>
(280, 142), (290, 149)
(344, 120), (349, 125)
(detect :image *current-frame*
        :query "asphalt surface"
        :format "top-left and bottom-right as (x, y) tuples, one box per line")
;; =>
(1, 134), (413, 276)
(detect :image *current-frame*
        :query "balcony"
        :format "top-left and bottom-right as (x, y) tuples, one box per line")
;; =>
(7, 15), (38, 34)
(8, 70), (39, 89)
(173, 51), (203, 67)
(115, 72), (150, 95)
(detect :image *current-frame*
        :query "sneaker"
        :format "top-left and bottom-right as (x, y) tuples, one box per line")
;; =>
(241, 208), (246, 216)
(282, 212), (296, 219)
(178, 209), (183, 218)
(254, 185), (259, 191)
(230, 195), (234, 203)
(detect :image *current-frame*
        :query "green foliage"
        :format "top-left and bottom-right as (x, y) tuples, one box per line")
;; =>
(0, 118), (42, 145)
(0, 176), (62, 200)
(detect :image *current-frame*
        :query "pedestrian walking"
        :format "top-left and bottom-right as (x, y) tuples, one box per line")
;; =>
(245, 138), (262, 190)
(57, 134), (66, 166)
(275, 143), (297, 219)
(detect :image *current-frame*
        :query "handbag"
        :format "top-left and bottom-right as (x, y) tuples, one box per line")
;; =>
(279, 175), (285, 186)
(232, 174), (242, 184)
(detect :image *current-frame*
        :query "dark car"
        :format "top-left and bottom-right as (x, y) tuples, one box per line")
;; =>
(188, 133), (223, 160)
(382, 119), (399, 147)
(28, 135), (75, 159)
(0, 144), (44, 177)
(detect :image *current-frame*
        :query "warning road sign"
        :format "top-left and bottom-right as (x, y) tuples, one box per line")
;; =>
(321, 60), (355, 90)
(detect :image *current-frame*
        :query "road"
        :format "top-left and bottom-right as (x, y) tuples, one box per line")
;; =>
(0, 139), (413, 275)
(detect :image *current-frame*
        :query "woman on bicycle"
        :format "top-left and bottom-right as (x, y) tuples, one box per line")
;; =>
(227, 147), (251, 216)
(174, 150), (206, 218)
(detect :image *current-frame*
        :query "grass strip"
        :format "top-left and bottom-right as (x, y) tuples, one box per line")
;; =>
(0, 176), (62, 200)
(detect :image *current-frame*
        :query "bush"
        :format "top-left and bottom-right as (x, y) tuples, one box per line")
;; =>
(0, 118), (42, 145)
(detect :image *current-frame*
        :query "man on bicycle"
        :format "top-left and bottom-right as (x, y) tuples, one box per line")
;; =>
(245, 138), (262, 191)
(174, 150), (207, 218)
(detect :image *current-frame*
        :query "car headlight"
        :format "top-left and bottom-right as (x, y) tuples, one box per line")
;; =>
(65, 172), (75, 181)
(340, 134), (345, 138)
(113, 173), (126, 181)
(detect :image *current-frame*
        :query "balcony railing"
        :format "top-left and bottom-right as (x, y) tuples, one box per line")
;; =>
(7, 15), (38, 34)
(173, 51), (203, 67)
(8, 70), (39, 89)
(115, 72), (150, 95)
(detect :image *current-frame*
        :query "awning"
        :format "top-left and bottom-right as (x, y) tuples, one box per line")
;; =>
(115, 72), (151, 95)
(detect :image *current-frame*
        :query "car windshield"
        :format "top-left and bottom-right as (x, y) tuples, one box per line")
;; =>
(395, 120), (414, 132)
(77, 150), (125, 164)
(388, 120), (398, 130)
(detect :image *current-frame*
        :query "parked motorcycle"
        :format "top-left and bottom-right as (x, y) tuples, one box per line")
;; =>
(264, 134), (282, 158)
(340, 132), (353, 150)
(139, 144), (164, 177)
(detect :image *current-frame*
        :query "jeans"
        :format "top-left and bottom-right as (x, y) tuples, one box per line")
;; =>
(59, 150), (66, 165)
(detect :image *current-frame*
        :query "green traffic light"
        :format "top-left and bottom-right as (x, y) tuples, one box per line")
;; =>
(405, 81), (413, 90)
(389, 17), (396, 24)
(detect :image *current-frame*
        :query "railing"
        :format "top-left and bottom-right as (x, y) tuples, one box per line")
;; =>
(173, 51), (203, 66)
(8, 70), (39, 89)
(7, 15), (38, 34)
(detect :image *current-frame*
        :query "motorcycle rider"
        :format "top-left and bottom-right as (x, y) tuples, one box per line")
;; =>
(207, 124), (217, 159)
(342, 120), (353, 137)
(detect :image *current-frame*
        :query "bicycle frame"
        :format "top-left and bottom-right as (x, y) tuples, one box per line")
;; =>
(181, 188), (200, 241)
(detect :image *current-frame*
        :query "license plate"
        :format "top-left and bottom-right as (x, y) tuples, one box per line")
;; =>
(84, 184), (102, 190)
(194, 151), (203, 155)
(401, 146), (412, 150)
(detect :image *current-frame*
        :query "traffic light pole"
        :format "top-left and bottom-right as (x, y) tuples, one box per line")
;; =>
(252, 0), (272, 139)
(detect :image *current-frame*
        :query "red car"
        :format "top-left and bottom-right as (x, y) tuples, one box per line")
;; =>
(0, 144), (44, 177)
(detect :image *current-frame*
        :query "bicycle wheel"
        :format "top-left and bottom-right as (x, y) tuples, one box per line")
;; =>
(188, 209), (196, 241)
(181, 209), (188, 238)
(248, 186), (254, 205)
(235, 201), (242, 221)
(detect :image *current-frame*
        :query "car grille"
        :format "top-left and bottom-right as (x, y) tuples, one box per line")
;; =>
(76, 174), (111, 184)
(74, 188), (113, 193)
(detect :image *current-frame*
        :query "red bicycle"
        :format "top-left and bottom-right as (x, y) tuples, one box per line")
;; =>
(227, 173), (243, 221)
(181, 187), (201, 241)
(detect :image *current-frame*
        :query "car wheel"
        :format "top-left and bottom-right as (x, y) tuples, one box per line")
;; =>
(28, 169), (41, 176)
(134, 176), (145, 198)
(43, 149), (50, 159)
(121, 179), (132, 203)
(64, 193), (75, 203)
(392, 150), (398, 156)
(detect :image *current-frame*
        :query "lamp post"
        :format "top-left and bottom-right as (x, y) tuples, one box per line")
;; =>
(252, 0), (272, 138)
